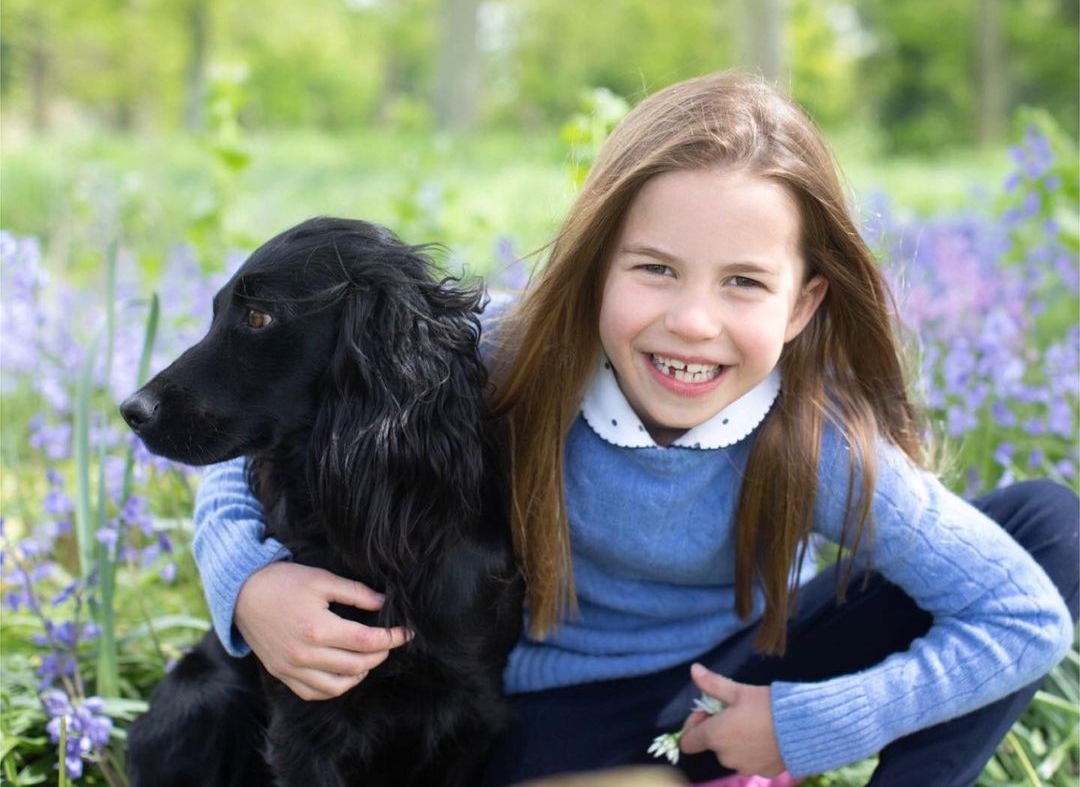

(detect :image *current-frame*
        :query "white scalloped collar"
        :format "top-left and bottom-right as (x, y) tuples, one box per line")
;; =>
(580, 358), (780, 449)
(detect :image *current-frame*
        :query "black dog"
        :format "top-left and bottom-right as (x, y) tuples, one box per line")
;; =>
(120, 217), (522, 787)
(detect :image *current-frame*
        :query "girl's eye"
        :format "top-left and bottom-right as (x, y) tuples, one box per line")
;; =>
(245, 309), (272, 329)
(640, 263), (673, 277)
(729, 275), (762, 289)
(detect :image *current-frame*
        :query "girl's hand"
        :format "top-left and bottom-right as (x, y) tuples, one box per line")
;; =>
(235, 562), (411, 701)
(678, 663), (786, 776)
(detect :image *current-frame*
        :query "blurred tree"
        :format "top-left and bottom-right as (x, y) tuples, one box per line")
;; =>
(508, 0), (736, 123)
(220, 0), (383, 129)
(855, 0), (976, 152)
(1001, 0), (1079, 138)
(740, 0), (784, 81)
(1, 0), (66, 130)
(183, 0), (211, 132)
(435, 0), (481, 131)
(0, 0), (189, 131)
(788, 0), (861, 130)
(975, 0), (1005, 146)
(365, 0), (440, 129)
(0, 0), (1075, 146)
(854, 0), (1077, 152)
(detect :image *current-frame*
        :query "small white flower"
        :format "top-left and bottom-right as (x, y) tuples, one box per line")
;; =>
(648, 692), (726, 764)
(647, 731), (683, 765)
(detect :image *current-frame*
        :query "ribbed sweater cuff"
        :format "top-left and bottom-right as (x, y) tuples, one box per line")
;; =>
(193, 524), (289, 656)
(192, 458), (291, 656)
(771, 677), (885, 777)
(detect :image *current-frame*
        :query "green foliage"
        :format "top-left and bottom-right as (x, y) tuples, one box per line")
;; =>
(1, 0), (1077, 155)
(509, 0), (738, 124)
(788, 0), (861, 128)
(1003, 108), (1080, 255)
(187, 61), (255, 269)
(560, 87), (630, 189)
(854, 0), (1078, 152)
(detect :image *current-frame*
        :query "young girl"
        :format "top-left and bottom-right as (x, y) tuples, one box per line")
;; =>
(190, 72), (1078, 785)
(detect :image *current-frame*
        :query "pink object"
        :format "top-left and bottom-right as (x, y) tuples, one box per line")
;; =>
(693, 773), (799, 787)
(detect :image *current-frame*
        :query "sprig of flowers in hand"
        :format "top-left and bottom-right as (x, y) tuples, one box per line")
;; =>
(648, 693), (726, 765)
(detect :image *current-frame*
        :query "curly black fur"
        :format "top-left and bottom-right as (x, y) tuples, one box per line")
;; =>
(120, 217), (523, 787)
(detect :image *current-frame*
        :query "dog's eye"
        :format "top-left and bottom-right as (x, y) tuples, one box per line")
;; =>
(246, 309), (272, 329)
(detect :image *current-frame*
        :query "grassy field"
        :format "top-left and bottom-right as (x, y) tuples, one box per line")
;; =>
(0, 126), (1014, 281)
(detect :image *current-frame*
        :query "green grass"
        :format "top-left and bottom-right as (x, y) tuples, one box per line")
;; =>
(0, 129), (574, 279)
(0, 126), (1014, 281)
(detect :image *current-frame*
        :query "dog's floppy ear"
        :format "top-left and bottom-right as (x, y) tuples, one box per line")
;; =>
(309, 250), (490, 627)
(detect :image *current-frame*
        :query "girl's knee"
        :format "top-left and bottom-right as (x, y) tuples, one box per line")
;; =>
(979, 479), (1077, 538)
(980, 479), (1079, 620)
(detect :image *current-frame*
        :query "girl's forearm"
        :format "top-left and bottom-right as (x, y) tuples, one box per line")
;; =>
(192, 457), (291, 655)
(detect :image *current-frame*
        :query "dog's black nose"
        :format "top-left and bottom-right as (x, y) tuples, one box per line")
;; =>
(120, 390), (161, 432)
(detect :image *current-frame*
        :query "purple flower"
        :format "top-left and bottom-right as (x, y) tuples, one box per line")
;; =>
(159, 562), (177, 583)
(50, 581), (78, 607)
(37, 652), (78, 689)
(121, 494), (154, 535)
(28, 416), (73, 462)
(41, 690), (113, 780)
(1028, 447), (1047, 469)
(95, 526), (120, 549)
(1047, 398), (1075, 439)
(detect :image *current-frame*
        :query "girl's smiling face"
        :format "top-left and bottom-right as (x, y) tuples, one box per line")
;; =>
(599, 168), (827, 446)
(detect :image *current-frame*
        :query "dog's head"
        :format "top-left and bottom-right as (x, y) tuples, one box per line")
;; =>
(119, 216), (487, 468)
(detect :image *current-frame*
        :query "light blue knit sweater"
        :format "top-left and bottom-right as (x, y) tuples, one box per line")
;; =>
(191, 363), (1072, 777)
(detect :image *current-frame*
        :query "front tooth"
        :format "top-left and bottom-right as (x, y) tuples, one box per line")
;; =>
(686, 363), (707, 374)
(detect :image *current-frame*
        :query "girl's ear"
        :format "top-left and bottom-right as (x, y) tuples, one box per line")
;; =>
(784, 274), (828, 343)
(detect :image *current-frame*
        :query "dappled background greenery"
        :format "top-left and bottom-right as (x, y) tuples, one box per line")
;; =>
(2, 0), (1077, 140)
(2, 0), (1078, 270)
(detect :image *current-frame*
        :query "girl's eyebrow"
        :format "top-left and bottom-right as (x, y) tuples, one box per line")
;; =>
(619, 243), (681, 263)
(619, 243), (779, 276)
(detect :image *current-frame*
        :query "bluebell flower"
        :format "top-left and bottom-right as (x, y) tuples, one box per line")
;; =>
(41, 690), (113, 780)
(95, 526), (120, 549)
(1022, 417), (1047, 436)
(50, 581), (79, 607)
(28, 416), (73, 462)
(121, 494), (154, 535)
(990, 401), (1016, 427)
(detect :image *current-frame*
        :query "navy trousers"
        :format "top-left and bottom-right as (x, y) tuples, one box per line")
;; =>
(481, 480), (1079, 787)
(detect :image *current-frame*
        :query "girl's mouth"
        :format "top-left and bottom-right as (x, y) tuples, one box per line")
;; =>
(649, 354), (723, 384)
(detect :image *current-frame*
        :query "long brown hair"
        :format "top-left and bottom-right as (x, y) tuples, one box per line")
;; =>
(490, 71), (926, 651)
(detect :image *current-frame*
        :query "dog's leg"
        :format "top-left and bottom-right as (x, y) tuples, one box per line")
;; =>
(261, 692), (353, 787)
(265, 729), (349, 787)
(127, 633), (272, 787)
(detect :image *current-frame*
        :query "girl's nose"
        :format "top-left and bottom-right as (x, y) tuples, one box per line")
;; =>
(663, 291), (722, 341)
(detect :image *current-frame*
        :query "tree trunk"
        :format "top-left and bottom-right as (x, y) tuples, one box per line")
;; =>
(740, 0), (784, 82)
(184, 0), (210, 133)
(29, 9), (49, 132)
(434, 0), (481, 132)
(976, 0), (1005, 146)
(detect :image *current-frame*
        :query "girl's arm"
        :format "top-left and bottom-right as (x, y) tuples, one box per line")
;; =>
(192, 458), (410, 700)
(768, 435), (1074, 777)
(192, 457), (290, 655)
